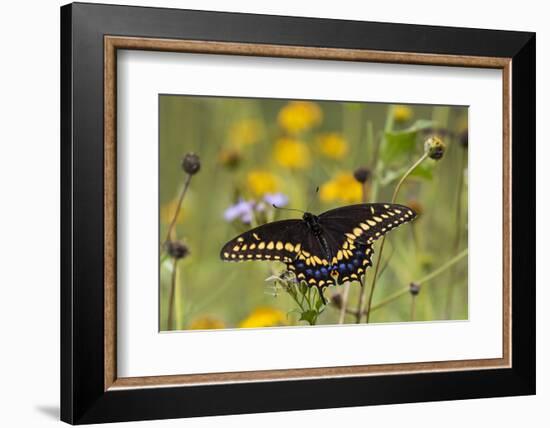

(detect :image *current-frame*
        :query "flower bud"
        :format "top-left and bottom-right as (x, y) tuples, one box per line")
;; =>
(164, 240), (190, 259)
(181, 152), (201, 175)
(409, 282), (421, 296)
(424, 136), (446, 160)
(353, 166), (371, 184)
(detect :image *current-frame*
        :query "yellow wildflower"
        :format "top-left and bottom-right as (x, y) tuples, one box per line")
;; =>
(246, 170), (280, 196)
(160, 199), (185, 224)
(316, 132), (349, 159)
(277, 101), (322, 134)
(393, 105), (413, 122)
(320, 172), (364, 204)
(239, 306), (287, 328)
(228, 119), (263, 147)
(189, 316), (225, 330)
(273, 137), (311, 169)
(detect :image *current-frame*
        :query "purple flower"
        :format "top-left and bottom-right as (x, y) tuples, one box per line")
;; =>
(263, 193), (289, 208)
(224, 199), (254, 224)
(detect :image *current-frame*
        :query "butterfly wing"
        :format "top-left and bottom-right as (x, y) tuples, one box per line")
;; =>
(220, 203), (416, 288)
(220, 219), (307, 263)
(317, 203), (417, 285)
(220, 219), (333, 287)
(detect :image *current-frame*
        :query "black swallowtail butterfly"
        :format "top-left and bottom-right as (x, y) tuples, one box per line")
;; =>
(220, 203), (416, 291)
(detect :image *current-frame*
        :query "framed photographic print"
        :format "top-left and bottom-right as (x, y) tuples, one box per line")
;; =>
(60, 2), (535, 424)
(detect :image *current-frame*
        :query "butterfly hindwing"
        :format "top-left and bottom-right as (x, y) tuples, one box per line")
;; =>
(291, 241), (375, 286)
(220, 219), (307, 263)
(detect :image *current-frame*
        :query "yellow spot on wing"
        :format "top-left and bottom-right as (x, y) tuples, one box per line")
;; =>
(353, 227), (362, 236)
(285, 243), (294, 252)
(232, 245), (240, 252)
(237, 237), (244, 242)
(258, 242), (266, 249)
(367, 219), (377, 226)
(252, 233), (260, 240)
(267, 242), (274, 250)
(276, 242), (283, 250)
(360, 223), (369, 230)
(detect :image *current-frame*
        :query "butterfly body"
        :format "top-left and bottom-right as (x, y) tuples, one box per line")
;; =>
(220, 203), (416, 289)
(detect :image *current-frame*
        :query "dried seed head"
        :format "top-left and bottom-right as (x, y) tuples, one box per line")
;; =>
(424, 136), (446, 160)
(218, 149), (242, 169)
(407, 199), (424, 217)
(409, 282), (421, 296)
(331, 293), (343, 309)
(459, 129), (468, 149)
(181, 152), (201, 175)
(353, 166), (371, 184)
(164, 240), (190, 259)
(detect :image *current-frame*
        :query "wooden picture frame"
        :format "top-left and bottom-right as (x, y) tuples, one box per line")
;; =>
(61, 2), (535, 424)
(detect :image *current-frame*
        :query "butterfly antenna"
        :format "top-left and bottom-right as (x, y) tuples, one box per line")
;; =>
(272, 204), (305, 214)
(305, 186), (319, 212)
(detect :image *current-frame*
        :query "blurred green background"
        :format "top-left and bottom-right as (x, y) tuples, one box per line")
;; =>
(159, 95), (468, 331)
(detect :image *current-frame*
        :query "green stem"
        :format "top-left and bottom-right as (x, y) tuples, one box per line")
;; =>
(355, 277), (366, 323)
(338, 248), (468, 318)
(338, 283), (350, 324)
(391, 152), (429, 202)
(363, 152), (429, 323)
(445, 148), (467, 318)
(167, 257), (179, 330)
(164, 173), (192, 244)
(369, 248), (468, 314)
(410, 296), (417, 321)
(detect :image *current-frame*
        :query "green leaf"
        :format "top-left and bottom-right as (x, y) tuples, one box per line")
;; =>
(409, 119), (438, 132)
(381, 130), (417, 163)
(381, 120), (437, 163)
(299, 310), (318, 325)
(410, 160), (436, 180)
(315, 295), (325, 310)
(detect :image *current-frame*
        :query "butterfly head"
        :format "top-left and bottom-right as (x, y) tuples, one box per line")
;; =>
(302, 211), (318, 224)
(302, 212), (322, 235)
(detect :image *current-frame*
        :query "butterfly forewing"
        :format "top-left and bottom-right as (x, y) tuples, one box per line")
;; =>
(220, 219), (307, 263)
(319, 203), (417, 247)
